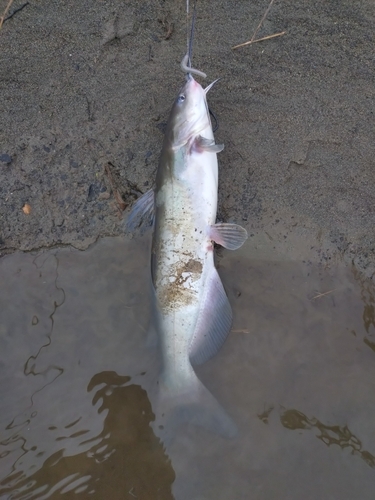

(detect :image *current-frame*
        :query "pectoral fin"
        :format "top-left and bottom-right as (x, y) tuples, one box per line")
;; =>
(193, 135), (224, 153)
(126, 189), (155, 231)
(208, 223), (248, 250)
(189, 265), (232, 365)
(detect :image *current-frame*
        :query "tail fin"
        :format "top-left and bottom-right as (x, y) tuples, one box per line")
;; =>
(151, 374), (237, 442)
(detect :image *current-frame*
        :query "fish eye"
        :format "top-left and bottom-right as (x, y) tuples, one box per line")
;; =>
(177, 94), (186, 103)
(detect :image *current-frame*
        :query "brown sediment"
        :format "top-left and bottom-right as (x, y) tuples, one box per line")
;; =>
(157, 257), (203, 312)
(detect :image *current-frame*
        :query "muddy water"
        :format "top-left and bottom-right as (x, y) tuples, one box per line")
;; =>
(0, 236), (375, 499)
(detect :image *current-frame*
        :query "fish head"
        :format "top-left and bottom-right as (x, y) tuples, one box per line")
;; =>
(167, 75), (210, 148)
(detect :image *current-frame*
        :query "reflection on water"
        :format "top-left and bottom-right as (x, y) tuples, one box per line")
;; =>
(1, 236), (375, 499)
(1, 371), (174, 499)
(280, 408), (375, 468)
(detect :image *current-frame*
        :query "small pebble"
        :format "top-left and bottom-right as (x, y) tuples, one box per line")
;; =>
(0, 154), (12, 164)
(22, 203), (32, 215)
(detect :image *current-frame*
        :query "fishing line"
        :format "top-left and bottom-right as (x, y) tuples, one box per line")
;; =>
(188, 0), (198, 68)
(186, 0), (198, 67)
(186, 0), (189, 57)
(186, 0), (219, 131)
(182, 0), (207, 78)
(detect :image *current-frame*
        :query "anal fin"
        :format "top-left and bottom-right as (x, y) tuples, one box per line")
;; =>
(189, 266), (232, 365)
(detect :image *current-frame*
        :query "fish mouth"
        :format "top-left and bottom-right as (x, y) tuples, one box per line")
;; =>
(184, 74), (199, 89)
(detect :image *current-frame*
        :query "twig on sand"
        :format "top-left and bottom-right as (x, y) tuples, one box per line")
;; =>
(311, 289), (336, 300)
(231, 329), (250, 334)
(232, 31), (286, 49)
(232, 0), (285, 50)
(249, 0), (276, 43)
(0, 0), (14, 30)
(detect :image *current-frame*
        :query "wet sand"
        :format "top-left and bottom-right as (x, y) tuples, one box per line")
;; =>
(0, 0), (374, 280)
